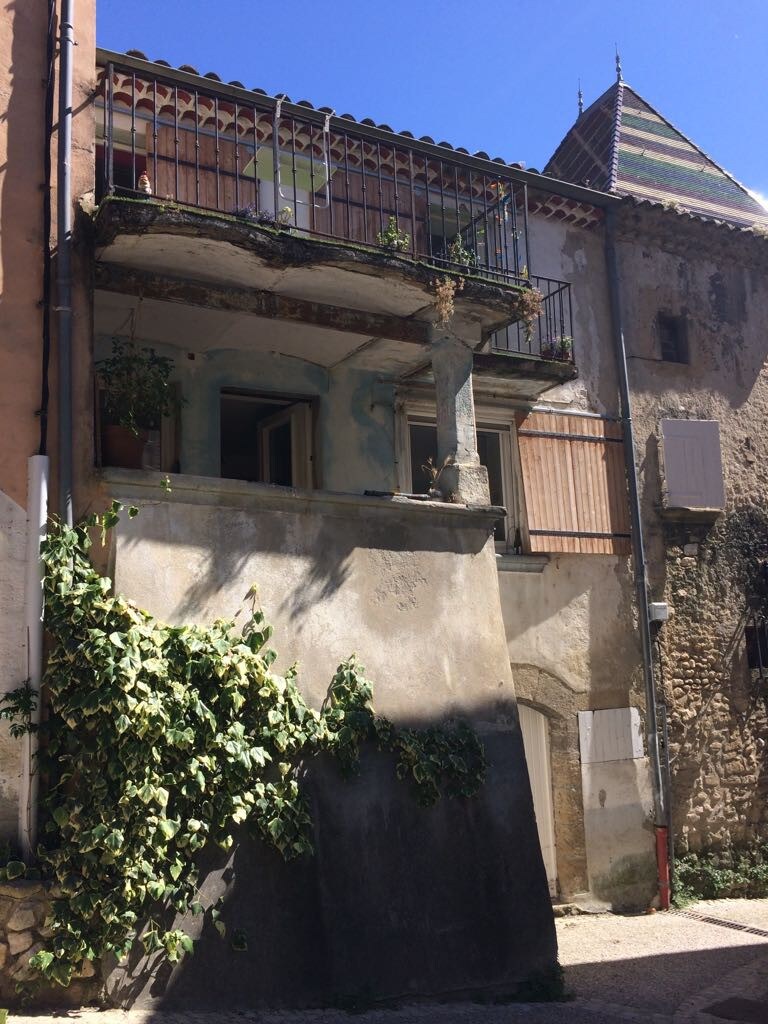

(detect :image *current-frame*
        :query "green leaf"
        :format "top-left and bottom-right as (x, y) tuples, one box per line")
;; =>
(158, 818), (180, 840)
(52, 805), (70, 828)
(30, 949), (55, 971)
(6, 860), (26, 880)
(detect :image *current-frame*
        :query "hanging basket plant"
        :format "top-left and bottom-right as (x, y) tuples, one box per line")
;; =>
(96, 340), (183, 468)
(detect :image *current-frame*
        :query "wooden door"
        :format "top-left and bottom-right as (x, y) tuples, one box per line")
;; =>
(518, 704), (558, 897)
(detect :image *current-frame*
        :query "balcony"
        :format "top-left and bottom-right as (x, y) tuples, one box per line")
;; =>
(95, 51), (575, 368)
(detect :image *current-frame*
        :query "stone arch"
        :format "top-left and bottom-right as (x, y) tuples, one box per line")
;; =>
(514, 663), (588, 899)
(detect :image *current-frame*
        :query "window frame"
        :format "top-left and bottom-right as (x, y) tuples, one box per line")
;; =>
(395, 397), (529, 553)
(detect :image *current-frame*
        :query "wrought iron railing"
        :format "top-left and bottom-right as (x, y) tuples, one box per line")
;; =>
(95, 55), (574, 362)
(491, 276), (574, 361)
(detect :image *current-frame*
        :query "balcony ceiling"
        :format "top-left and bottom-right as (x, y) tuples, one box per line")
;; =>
(95, 288), (432, 375)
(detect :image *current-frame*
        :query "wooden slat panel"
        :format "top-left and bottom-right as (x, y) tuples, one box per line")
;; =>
(517, 411), (631, 555)
(148, 124), (256, 212)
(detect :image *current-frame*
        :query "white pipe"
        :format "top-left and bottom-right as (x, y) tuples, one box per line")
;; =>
(20, 455), (49, 860)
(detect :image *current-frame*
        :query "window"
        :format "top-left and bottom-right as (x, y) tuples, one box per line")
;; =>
(397, 403), (631, 557)
(660, 418), (725, 511)
(398, 402), (525, 550)
(220, 390), (313, 488)
(657, 313), (688, 364)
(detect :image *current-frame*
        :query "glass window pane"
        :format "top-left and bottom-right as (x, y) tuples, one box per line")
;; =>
(477, 430), (505, 542)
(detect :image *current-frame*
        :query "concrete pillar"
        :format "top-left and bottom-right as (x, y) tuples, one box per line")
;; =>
(430, 332), (490, 504)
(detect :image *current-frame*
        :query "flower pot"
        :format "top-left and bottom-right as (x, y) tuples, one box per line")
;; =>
(101, 425), (149, 469)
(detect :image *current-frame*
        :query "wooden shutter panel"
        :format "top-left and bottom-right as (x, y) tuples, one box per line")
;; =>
(517, 412), (631, 555)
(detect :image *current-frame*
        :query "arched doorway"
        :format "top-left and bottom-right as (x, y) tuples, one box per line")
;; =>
(518, 703), (558, 897)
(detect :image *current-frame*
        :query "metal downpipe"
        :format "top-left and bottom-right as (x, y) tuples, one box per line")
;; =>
(57, 0), (74, 526)
(604, 207), (670, 909)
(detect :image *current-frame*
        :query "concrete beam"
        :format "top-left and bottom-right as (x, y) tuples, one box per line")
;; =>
(93, 264), (433, 346)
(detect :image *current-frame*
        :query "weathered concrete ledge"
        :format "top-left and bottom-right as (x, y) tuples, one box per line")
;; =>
(93, 197), (531, 334)
(473, 350), (578, 399)
(101, 469), (506, 530)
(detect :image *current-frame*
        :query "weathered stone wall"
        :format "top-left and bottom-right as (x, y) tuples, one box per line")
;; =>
(615, 207), (768, 853)
(0, 882), (98, 1005)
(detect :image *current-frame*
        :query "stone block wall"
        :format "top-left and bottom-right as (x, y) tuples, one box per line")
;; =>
(614, 209), (768, 857)
(0, 882), (99, 1006)
(657, 524), (768, 853)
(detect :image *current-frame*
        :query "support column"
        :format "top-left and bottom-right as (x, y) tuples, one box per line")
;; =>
(430, 331), (489, 504)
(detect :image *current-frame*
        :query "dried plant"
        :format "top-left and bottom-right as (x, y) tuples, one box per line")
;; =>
(433, 276), (464, 326)
(515, 286), (544, 341)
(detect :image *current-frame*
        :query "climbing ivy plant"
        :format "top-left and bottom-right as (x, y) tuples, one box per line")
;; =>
(0, 504), (486, 988)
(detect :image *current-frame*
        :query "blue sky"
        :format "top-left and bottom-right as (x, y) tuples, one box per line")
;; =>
(98, 0), (768, 205)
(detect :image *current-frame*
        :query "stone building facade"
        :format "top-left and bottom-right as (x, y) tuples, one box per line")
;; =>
(1, 3), (768, 1006)
(615, 206), (768, 852)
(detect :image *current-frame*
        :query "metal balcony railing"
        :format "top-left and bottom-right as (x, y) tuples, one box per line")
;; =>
(96, 55), (574, 362)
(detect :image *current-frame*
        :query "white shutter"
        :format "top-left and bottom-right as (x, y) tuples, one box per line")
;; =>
(660, 419), (725, 510)
(578, 708), (644, 764)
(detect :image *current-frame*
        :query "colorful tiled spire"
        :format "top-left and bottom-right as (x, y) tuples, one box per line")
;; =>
(545, 80), (767, 226)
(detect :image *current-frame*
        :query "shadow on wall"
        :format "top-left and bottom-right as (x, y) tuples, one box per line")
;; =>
(115, 499), (490, 631)
(104, 722), (556, 1011)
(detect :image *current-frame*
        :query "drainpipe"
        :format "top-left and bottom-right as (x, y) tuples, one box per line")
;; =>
(605, 207), (670, 910)
(57, 0), (75, 526)
(20, 457), (49, 859)
(19, 1), (58, 861)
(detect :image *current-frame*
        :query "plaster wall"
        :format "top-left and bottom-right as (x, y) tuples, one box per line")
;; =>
(0, 1), (93, 845)
(500, 554), (640, 701)
(525, 216), (619, 415)
(102, 476), (556, 1005)
(492, 213), (654, 903)
(95, 332), (399, 494)
(615, 218), (768, 852)
(0, 491), (26, 835)
(580, 757), (656, 909)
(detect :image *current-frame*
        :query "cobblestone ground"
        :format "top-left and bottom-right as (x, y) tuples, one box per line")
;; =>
(8, 901), (768, 1024)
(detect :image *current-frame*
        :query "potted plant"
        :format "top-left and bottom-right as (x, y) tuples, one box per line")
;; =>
(96, 340), (182, 469)
(445, 234), (477, 269)
(377, 216), (410, 253)
(540, 335), (573, 362)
